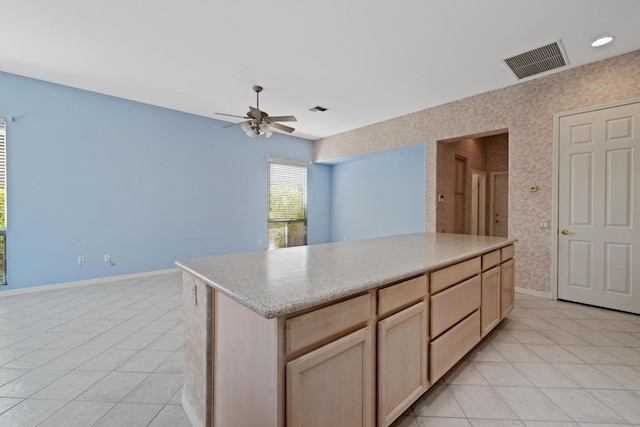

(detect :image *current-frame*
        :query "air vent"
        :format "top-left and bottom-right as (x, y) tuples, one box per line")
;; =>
(309, 105), (328, 112)
(504, 41), (568, 80)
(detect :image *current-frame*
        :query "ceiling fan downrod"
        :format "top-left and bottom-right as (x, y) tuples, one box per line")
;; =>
(253, 85), (263, 111)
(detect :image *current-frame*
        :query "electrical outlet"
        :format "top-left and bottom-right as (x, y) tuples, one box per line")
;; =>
(104, 254), (111, 263)
(77, 256), (85, 265)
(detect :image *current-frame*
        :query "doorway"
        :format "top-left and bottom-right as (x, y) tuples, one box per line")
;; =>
(555, 100), (639, 314)
(436, 132), (509, 236)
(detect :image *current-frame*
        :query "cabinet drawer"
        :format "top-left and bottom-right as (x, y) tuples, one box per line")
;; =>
(378, 275), (428, 317)
(482, 250), (501, 271)
(501, 245), (515, 262)
(286, 294), (371, 354)
(430, 257), (481, 294)
(430, 274), (481, 338)
(430, 310), (481, 383)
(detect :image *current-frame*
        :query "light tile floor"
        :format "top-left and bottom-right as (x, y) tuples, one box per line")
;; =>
(0, 273), (188, 427)
(394, 293), (640, 427)
(0, 273), (638, 426)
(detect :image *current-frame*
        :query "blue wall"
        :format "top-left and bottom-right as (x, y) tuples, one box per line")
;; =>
(0, 71), (331, 289)
(329, 143), (425, 242)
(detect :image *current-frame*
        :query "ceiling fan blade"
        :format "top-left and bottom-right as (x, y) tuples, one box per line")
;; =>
(269, 122), (295, 133)
(222, 121), (250, 128)
(249, 106), (262, 120)
(215, 113), (249, 119)
(266, 115), (297, 123)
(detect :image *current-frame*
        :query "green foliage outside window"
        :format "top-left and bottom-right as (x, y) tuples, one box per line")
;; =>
(0, 186), (5, 227)
(268, 185), (306, 249)
(268, 185), (305, 221)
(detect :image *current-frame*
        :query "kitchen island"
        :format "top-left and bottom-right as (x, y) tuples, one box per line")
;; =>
(176, 232), (516, 427)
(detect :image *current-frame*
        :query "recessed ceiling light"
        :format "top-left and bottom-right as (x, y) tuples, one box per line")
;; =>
(591, 35), (614, 47)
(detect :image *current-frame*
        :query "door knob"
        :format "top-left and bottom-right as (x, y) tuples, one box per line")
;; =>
(560, 229), (571, 235)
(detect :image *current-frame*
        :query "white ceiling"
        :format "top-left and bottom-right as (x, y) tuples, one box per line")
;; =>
(2, 1), (639, 140)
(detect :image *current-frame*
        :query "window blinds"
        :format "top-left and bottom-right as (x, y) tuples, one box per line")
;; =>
(268, 162), (307, 221)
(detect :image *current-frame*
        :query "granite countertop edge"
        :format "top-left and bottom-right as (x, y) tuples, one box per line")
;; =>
(176, 234), (518, 319)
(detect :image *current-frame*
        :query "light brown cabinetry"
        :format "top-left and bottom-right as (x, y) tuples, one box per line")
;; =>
(501, 258), (515, 318)
(431, 275), (480, 337)
(286, 274), (429, 427)
(481, 245), (515, 335)
(180, 239), (517, 427)
(481, 266), (501, 336)
(482, 249), (501, 270)
(430, 310), (480, 381)
(377, 302), (428, 427)
(501, 244), (515, 262)
(377, 275), (427, 317)
(428, 246), (515, 384)
(285, 293), (371, 354)
(430, 257), (481, 294)
(429, 259), (482, 383)
(287, 326), (374, 427)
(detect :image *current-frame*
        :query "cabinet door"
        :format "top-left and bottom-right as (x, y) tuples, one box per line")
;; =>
(501, 258), (515, 318)
(287, 327), (374, 427)
(481, 266), (501, 336)
(378, 302), (428, 427)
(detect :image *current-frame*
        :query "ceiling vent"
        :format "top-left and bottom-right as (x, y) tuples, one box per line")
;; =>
(504, 40), (569, 80)
(309, 105), (328, 112)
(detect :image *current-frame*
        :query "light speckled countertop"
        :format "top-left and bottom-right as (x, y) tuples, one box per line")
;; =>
(176, 233), (516, 319)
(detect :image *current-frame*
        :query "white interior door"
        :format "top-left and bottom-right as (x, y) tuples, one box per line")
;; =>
(558, 101), (640, 314)
(491, 172), (508, 237)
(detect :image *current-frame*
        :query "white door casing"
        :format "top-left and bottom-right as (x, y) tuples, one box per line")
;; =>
(454, 156), (465, 234)
(470, 169), (486, 236)
(557, 101), (640, 314)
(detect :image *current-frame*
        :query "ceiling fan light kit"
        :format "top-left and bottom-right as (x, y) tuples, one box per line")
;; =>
(240, 120), (273, 138)
(217, 85), (297, 138)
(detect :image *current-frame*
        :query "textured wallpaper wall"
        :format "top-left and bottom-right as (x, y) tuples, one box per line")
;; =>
(486, 133), (509, 173)
(314, 51), (640, 294)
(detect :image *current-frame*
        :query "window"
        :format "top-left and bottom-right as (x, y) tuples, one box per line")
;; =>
(0, 118), (6, 285)
(268, 159), (307, 249)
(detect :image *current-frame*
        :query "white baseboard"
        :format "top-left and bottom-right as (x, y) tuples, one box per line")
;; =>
(515, 286), (553, 299)
(0, 268), (181, 297)
(182, 394), (204, 427)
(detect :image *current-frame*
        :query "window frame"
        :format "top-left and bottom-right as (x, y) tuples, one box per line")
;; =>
(267, 157), (308, 250)
(0, 118), (7, 285)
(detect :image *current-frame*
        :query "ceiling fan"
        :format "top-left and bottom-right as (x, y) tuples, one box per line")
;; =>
(216, 85), (297, 138)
